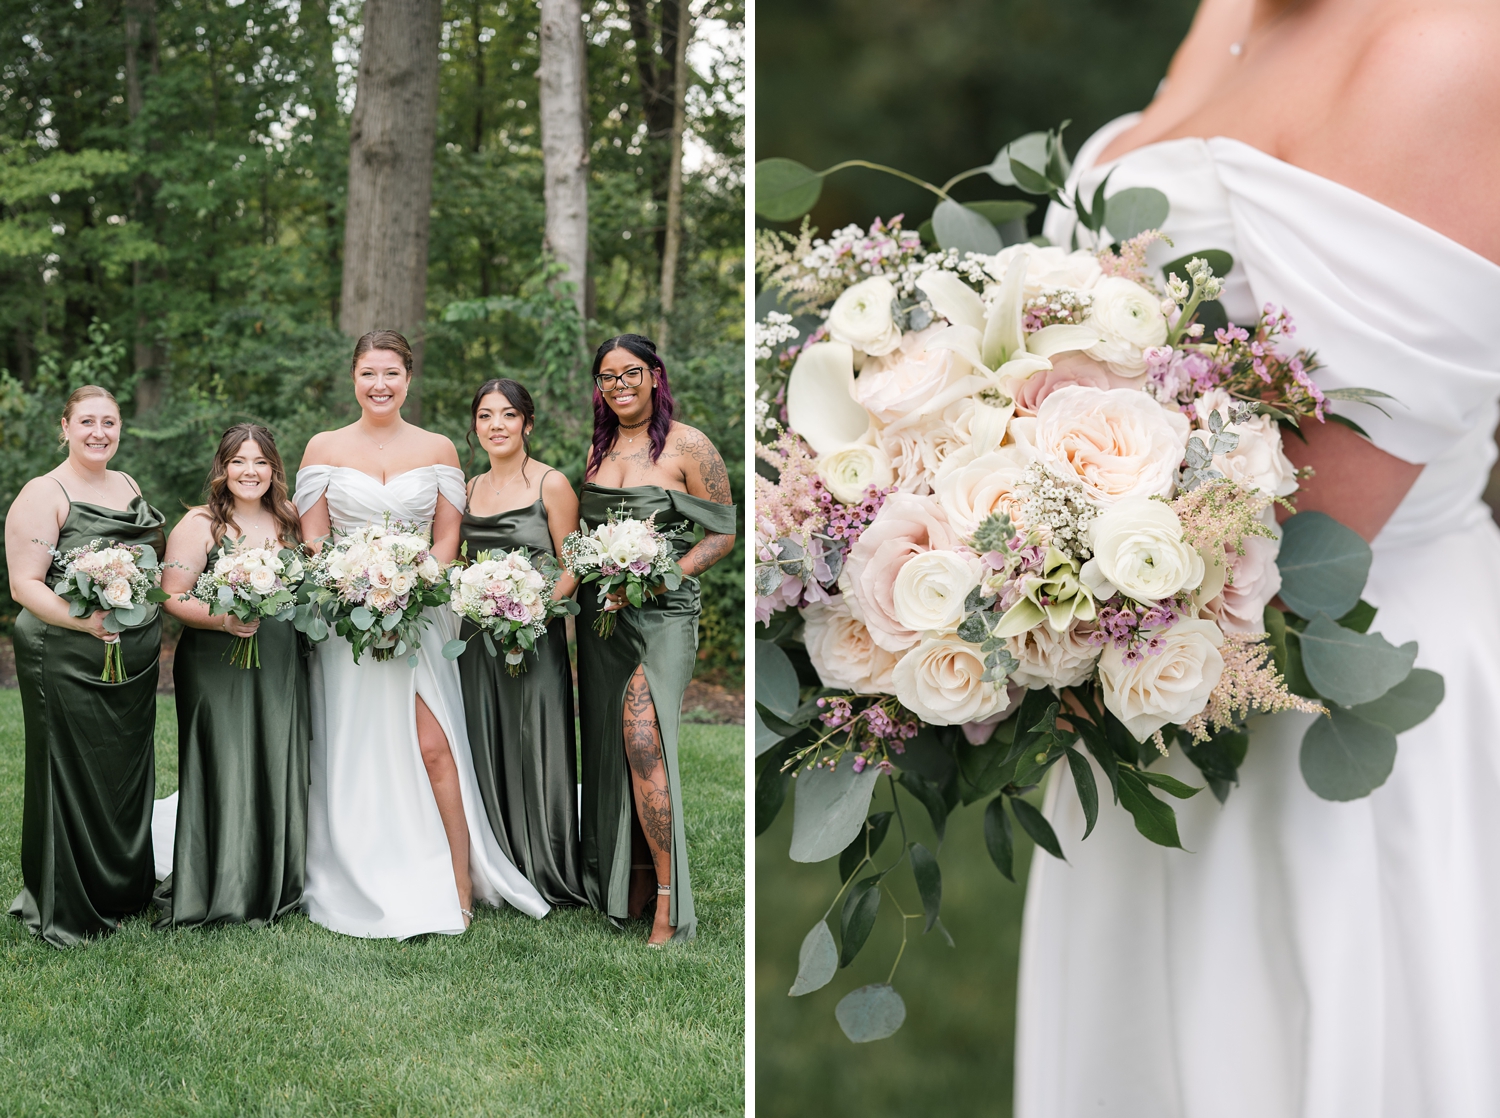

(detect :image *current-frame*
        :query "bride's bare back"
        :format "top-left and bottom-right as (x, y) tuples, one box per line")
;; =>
(1101, 0), (1500, 539)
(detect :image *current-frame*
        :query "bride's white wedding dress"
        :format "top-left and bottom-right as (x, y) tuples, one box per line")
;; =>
(294, 465), (549, 938)
(1016, 116), (1500, 1118)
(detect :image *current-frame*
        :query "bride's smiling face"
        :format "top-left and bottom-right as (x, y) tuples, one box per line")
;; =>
(474, 392), (530, 464)
(353, 348), (409, 418)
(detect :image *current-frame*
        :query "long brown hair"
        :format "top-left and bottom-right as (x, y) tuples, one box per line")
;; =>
(203, 424), (301, 546)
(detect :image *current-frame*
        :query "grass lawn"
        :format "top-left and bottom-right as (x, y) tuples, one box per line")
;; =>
(0, 691), (744, 1117)
(755, 777), (1035, 1117)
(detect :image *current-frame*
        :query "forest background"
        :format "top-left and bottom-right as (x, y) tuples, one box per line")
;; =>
(0, 0), (745, 681)
(755, 0), (1500, 1114)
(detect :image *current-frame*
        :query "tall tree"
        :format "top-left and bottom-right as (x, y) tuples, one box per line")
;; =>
(626, 0), (680, 267)
(656, 2), (690, 349)
(339, 0), (443, 406)
(124, 0), (165, 412)
(537, 0), (589, 322)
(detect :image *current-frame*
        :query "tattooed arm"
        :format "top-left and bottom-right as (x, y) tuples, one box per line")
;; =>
(672, 427), (736, 578)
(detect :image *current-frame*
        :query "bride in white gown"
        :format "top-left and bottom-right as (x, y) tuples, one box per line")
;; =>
(294, 330), (548, 939)
(1016, 3), (1500, 1116)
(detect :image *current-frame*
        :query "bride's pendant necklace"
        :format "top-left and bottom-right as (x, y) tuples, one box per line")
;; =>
(363, 422), (403, 452)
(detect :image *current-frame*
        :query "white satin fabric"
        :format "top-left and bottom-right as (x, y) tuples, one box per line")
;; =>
(1017, 118), (1500, 1117)
(294, 465), (549, 938)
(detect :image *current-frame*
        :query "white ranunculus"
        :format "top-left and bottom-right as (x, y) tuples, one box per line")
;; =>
(818, 442), (895, 505)
(891, 550), (981, 635)
(827, 276), (903, 357)
(1034, 386), (1191, 505)
(1099, 618), (1225, 741)
(1081, 497), (1205, 603)
(981, 243), (1103, 297)
(892, 633), (1012, 725)
(103, 578), (133, 608)
(249, 567), (278, 593)
(801, 596), (899, 695)
(1006, 622), (1100, 690)
(1206, 531), (1283, 635)
(1084, 276), (1169, 376)
(934, 445), (1032, 538)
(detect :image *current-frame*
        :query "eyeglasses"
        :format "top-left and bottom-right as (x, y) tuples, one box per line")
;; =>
(594, 366), (648, 391)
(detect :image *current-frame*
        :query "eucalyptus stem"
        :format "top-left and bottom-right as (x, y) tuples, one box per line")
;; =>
(818, 160), (952, 202)
(938, 165), (991, 194)
(882, 891), (918, 984)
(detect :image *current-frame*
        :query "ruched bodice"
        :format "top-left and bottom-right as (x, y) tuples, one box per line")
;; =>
(293, 465), (468, 534)
(1044, 115), (1500, 548)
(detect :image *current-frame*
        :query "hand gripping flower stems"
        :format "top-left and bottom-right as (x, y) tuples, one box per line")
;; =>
(440, 544), (579, 675)
(186, 537), (306, 669)
(562, 504), (685, 638)
(754, 127), (1442, 1042)
(46, 538), (171, 682)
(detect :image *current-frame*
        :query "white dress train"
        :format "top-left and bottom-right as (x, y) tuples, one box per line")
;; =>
(1015, 116), (1500, 1118)
(294, 464), (549, 939)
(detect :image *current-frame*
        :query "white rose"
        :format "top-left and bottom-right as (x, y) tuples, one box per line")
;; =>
(249, 567), (277, 594)
(877, 416), (966, 495)
(892, 633), (1012, 725)
(1034, 386), (1190, 505)
(853, 325), (969, 424)
(1081, 497), (1205, 603)
(801, 596), (899, 695)
(213, 555), (235, 577)
(1206, 531), (1283, 635)
(982, 243), (1103, 297)
(934, 445), (1031, 539)
(1007, 621), (1100, 690)
(826, 276), (902, 357)
(1194, 397), (1299, 497)
(891, 550), (981, 635)
(818, 442), (895, 505)
(1084, 276), (1169, 376)
(103, 578), (133, 608)
(1099, 618), (1225, 740)
(390, 572), (415, 596)
(367, 586), (396, 612)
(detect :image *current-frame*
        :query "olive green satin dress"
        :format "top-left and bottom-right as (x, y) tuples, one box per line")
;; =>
(575, 483), (737, 942)
(9, 491), (166, 947)
(458, 490), (587, 907)
(154, 545), (311, 928)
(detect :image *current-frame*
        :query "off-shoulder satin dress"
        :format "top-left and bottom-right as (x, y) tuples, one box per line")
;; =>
(292, 464), (549, 938)
(1014, 115), (1500, 1118)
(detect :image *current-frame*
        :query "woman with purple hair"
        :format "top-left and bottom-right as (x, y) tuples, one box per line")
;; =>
(575, 334), (736, 945)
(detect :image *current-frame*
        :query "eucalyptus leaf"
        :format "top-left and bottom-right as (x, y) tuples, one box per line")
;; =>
(755, 639), (801, 719)
(1300, 706), (1398, 801)
(790, 755), (881, 863)
(931, 199), (1004, 255)
(1299, 612), (1417, 707)
(909, 842), (942, 933)
(788, 920), (838, 997)
(1102, 186), (1170, 240)
(987, 132), (1049, 186)
(839, 876), (882, 967)
(835, 984), (907, 1043)
(1276, 512), (1372, 620)
(755, 157), (823, 222)
(349, 605), (374, 631)
(441, 638), (468, 661)
(754, 708), (782, 757)
(1347, 668), (1444, 734)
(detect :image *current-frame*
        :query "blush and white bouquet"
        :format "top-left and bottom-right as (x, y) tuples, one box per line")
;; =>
(562, 507), (684, 638)
(48, 538), (170, 681)
(440, 547), (579, 674)
(188, 538), (306, 669)
(753, 125), (1446, 1041)
(302, 518), (449, 664)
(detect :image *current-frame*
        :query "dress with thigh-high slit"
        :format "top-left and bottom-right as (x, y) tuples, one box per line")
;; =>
(574, 483), (736, 942)
(291, 464), (548, 939)
(1014, 115), (1500, 1118)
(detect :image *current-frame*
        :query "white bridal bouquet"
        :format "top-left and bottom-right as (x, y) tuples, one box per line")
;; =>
(562, 507), (684, 638)
(441, 548), (579, 674)
(302, 518), (450, 664)
(188, 538), (306, 668)
(48, 538), (170, 681)
(753, 124), (1445, 1041)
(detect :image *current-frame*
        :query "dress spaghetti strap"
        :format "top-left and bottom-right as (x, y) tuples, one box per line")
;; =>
(51, 477), (72, 503)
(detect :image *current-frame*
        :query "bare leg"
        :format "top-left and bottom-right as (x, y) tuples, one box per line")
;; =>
(623, 665), (674, 945)
(416, 695), (473, 926)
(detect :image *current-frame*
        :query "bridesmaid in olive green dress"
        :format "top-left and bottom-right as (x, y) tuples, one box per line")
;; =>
(154, 423), (310, 928)
(457, 378), (588, 907)
(575, 335), (737, 945)
(4, 385), (165, 947)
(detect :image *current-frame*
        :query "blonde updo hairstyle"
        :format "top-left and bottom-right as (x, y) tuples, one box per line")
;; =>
(58, 385), (120, 447)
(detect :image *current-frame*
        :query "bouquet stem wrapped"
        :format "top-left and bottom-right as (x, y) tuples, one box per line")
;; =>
(188, 537), (307, 669)
(47, 538), (170, 682)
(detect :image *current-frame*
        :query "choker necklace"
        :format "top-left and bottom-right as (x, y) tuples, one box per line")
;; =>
(618, 418), (650, 431)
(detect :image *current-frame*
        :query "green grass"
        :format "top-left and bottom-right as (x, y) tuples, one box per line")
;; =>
(0, 692), (744, 1117)
(755, 778), (1034, 1117)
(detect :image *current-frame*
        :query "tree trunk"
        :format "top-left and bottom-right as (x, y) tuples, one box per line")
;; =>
(626, 0), (679, 267)
(125, 0), (165, 415)
(339, 0), (443, 415)
(538, 0), (589, 323)
(657, 3), (691, 351)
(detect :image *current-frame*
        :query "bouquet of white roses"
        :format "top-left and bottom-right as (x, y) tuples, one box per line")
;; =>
(753, 126), (1445, 1040)
(302, 518), (449, 664)
(561, 507), (684, 638)
(49, 538), (170, 681)
(188, 538), (306, 669)
(440, 547), (579, 674)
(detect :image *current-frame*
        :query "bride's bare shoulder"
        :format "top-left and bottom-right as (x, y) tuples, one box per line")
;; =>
(1347, 5), (1500, 121)
(411, 426), (460, 467)
(300, 425), (358, 468)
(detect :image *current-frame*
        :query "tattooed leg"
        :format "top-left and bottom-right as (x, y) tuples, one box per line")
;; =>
(622, 664), (674, 944)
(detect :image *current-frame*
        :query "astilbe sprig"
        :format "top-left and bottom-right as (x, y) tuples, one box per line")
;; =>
(1182, 632), (1326, 741)
(1170, 481), (1281, 568)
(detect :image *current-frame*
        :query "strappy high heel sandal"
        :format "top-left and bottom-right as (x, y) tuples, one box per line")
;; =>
(647, 882), (672, 949)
